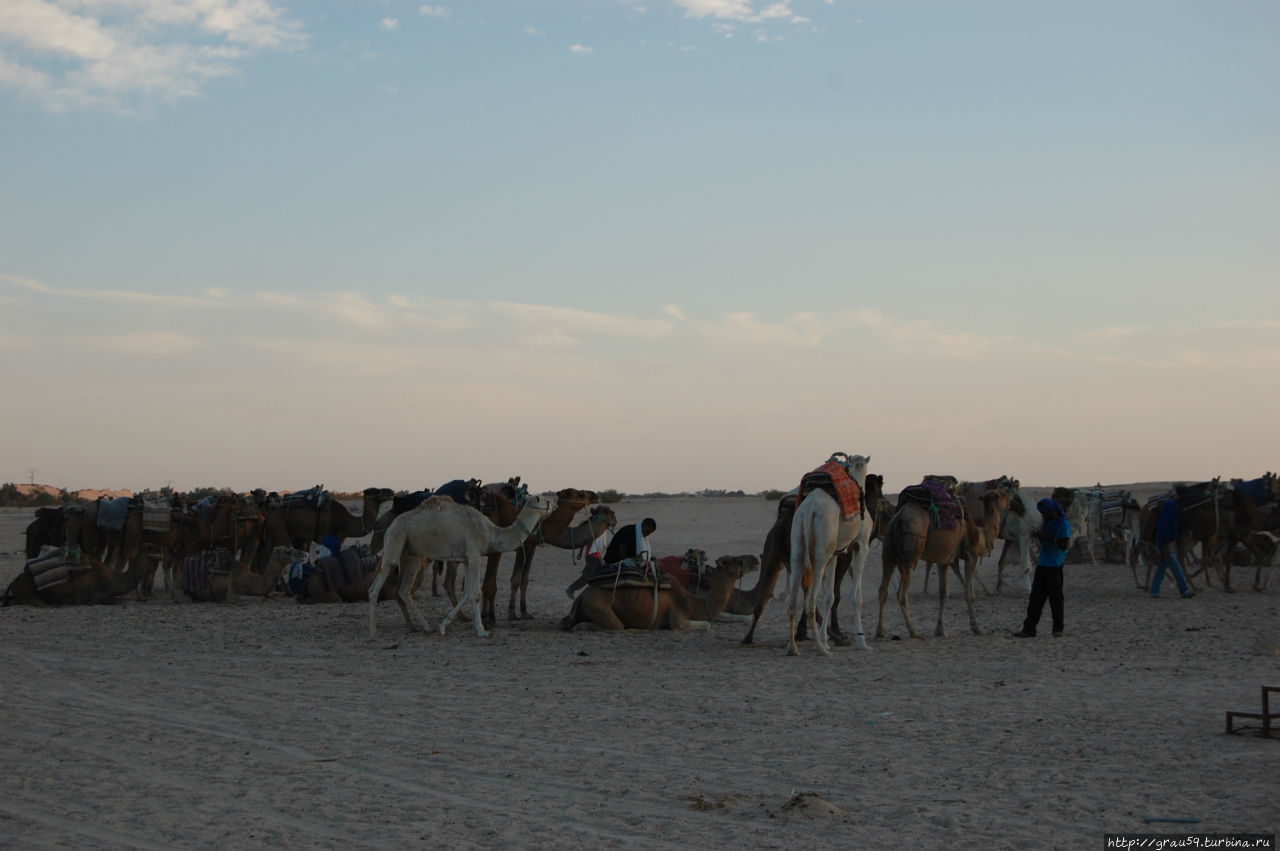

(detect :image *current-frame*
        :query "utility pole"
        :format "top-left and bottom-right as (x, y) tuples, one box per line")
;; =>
(25, 468), (36, 486)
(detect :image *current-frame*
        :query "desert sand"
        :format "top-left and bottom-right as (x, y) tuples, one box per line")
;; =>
(1, 488), (1277, 849)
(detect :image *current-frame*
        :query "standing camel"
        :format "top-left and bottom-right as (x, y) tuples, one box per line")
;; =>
(786, 453), (871, 657)
(738, 473), (885, 647)
(877, 482), (1008, 639)
(508, 501), (616, 620)
(281, 487), (392, 550)
(368, 494), (556, 640)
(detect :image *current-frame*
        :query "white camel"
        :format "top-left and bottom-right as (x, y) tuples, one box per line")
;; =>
(368, 494), (555, 639)
(786, 452), (871, 657)
(995, 490), (1038, 596)
(1064, 489), (1100, 565)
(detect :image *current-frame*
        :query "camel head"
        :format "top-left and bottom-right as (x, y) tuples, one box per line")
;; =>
(981, 488), (1011, 524)
(588, 505), (618, 530)
(556, 488), (598, 510)
(715, 554), (760, 577)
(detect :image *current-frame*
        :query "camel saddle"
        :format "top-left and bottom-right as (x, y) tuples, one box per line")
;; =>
(1175, 479), (1232, 511)
(141, 494), (171, 532)
(183, 548), (234, 594)
(96, 496), (132, 531)
(581, 559), (670, 591)
(392, 489), (434, 515)
(898, 479), (963, 530)
(797, 460), (862, 519)
(1231, 477), (1272, 508)
(283, 485), (326, 509)
(25, 548), (90, 591)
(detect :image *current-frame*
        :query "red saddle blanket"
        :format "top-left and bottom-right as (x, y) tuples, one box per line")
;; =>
(798, 461), (862, 518)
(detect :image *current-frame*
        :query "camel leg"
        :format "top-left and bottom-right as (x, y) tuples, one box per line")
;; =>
(813, 557), (836, 657)
(964, 557), (982, 635)
(480, 553), (501, 628)
(395, 561), (432, 634)
(875, 560), (894, 639)
(439, 558), (488, 638)
(785, 565), (805, 657)
(843, 546), (871, 651)
(897, 566), (923, 639)
(935, 560), (949, 637)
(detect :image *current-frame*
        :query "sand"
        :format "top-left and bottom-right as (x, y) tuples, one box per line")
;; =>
(1, 490), (1277, 849)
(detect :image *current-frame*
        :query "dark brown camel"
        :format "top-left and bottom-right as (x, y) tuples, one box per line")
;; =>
(280, 487), (392, 550)
(4, 544), (152, 606)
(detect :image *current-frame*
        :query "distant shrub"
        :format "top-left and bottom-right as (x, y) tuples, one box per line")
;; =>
(760, 489), (787, 501)
(597, 489), (626, 504)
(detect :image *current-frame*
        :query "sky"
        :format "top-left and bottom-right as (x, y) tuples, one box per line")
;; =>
(1, 1), (1277, 497)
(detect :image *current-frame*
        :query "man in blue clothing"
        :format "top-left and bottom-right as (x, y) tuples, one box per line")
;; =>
(1013, 498), (1071, 638)
(1149, 498), (1194, 599)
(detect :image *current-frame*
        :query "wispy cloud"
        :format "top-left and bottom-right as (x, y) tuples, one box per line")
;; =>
(380, 18), (399, 31)
(419, 5), (450, 20)
(0, 0), (304, 112)
(569, 43), (594, 55)
(674, 0), (796, 23)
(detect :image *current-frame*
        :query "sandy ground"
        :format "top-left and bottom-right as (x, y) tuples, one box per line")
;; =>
(1, 490), (1277, 850)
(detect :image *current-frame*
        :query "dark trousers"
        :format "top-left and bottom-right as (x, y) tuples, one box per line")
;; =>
(1022, 565), (1064, 635)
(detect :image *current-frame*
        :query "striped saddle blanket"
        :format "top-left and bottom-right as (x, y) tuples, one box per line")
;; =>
(798, 460), (862, 518)
(183, 548), (234, 594)
(25, 548), (90, 591)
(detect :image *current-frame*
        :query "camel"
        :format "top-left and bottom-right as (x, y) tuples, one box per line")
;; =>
(559, 554), (750, 631)
(738, 473), (886, 646)
(503, 489), (601, 619)
(25, 505), (73, 559)
(181, 545), (303, 603)
(281, 487), (392, 550)
(923, 477), (1016, 594)
(1170, 479), (1263, 592)
(876, 482), (1008, 639)
(295, 554), (406, 604)
(508, 500), (615, 620)
(656, 551), (759, 622)
(3, 542), (151, 607)
(785, 453), (871, 657)
(368, 494), (556, 640)
(994, 490), (1036, 594)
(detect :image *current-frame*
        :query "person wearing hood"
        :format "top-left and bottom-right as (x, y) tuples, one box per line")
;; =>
(1013, 498), (1071, 638)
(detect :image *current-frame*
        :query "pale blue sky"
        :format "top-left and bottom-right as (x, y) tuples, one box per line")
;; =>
(1, 1), (1277, 495)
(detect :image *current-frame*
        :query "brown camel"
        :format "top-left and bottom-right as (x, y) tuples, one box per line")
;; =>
(559, 556), (750, 631)
(876, 484), (1008, 639)
(1143, 480), (1263, 593)
(368, 494), (556, 639)
(4, 543), (152, 607)
(25, 505), (73, 559)
(508, 498), (614, 620)
(738, 473), (886, 647)
(437, 484), (592, 628)
(182, 545), (303, 603)
(280, 487), (392, 550)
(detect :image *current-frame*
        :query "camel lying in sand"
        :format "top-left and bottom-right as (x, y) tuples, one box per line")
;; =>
(559, 557), (750, 631)
(182, 546), (303, 603)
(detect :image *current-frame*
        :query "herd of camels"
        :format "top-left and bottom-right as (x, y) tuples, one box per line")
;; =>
(7, 463), (1279, 656)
